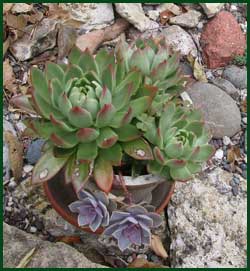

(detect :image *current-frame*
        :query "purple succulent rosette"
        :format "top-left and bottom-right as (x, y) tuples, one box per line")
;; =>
(103, 205), (163, 251)
(68, 190), (110, 232)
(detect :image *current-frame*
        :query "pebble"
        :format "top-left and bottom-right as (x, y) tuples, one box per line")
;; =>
(242, 117), (247, 125)
(230, 5), (238, 11)
(223, 136), (231, 146)
(242, 170), (247, 179)
(30, 226), (37, 233)
(214, 149), (224, 160)
(26, 139), (45, 164)
(232, 185), (239, 196)
(127, 256), (133, 263)
(137, 254), (147, 260)
(23, 165), (34, 173)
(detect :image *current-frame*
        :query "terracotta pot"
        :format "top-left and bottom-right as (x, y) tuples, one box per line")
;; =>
(43, 170), (175, 234)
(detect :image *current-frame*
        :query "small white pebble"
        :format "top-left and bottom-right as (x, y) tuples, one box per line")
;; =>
(137, 254), (147, 260)
(127, 256), (134, 263)
(30, 226), (37, 233)
(223, 136), (231, 146)
(23, 165), (33, 173)
(230, 5), (237, 11)
(242, 117), (247, 125)
(214, 149), (224, 160)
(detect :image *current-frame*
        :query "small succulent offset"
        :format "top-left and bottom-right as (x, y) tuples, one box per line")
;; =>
(103, 205), (163, 251)
(137, 101), (214, 181)
(68, 190), (114, 232)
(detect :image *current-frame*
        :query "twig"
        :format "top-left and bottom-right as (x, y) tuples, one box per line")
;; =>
(118, 172), (133, 205)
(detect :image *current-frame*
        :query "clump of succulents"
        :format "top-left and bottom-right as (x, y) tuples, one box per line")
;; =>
(137, 101), (214, 181)
(103, 205), (163, 251)
(69, 190), (115, 232)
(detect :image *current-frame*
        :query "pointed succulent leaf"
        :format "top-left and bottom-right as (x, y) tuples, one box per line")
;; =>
(102, 64), (115, 92)
(186, 161), (202, 174)
(96, 104), (116, 128)
(68, 46), (82, 65)
(46, 62), (65, 82)
(112, 83), (133, 110)
(50, 78), (64, 107)
(159, 102), (176, 132)
(68, 106), (93, 128)
(185, 121), (204, 137)
(151, 47), (169, 69)
(76, 128), (100, 143)
(147, 160), (163, 175)
(189, 145), (214, 162)
(170, 166), (192, 181)
(130, 49), (150, 75)
(165, 159), (187, 168)
(31, 67), (50, 104)
(95, 49), (115, 76)
(115, 70), (141, 95)
(109, 107), (133, 128)
(71, 162), (90, 193)
(64, 155), (76, 184)
(99, 86), (112, 108)
(32, 148), (69, 184)
(122, 138), (153, 160)
(77, 141), (98, 161)
(50, 131), (78, 149)
(50, 113), (75, 132)
(78, 49), (97, 73)
(165, 142), (184, 159)
(114, 124), (141, 142)
(94, 158), (113, 193)
(53, 147), (75, 158)
(58, 92), (72, 117)
(130, 96), (151, 117)
(99, 143), (122, 166)
(135, 84), (158, 100)
(83, 98), (99, 119)
(10, 95), (36, 114)
(64, 65), (83, 83)
(153, 146), (166, 165)
(96, 127), (118, 148)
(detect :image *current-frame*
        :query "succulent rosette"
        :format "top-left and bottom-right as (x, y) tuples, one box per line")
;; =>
(11, 45), (158, 193)
(68, 190), (115, 232)
(137, 101), (214, 181)
(103, 205), (163, 251)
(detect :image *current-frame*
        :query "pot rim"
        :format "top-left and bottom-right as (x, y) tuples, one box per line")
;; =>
(43, 174), (175, 234)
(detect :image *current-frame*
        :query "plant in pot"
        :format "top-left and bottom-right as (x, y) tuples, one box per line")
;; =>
(11, 38), (214, 252)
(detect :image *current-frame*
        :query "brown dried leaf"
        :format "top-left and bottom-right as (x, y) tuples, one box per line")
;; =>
(193, 58), (207, 82)
(128, 258), (166, 268)
(5, 13), (27, 38)
(150, 234), (168, 259)
(16, 247), (36, 268)
(55, 236), (82, 245)
(160, 10), (175, 25)
(3, 59), (16, 92)
(227, 146), (242, 164)
(4, 131), (23, 181)
(240, 98), (247, 113)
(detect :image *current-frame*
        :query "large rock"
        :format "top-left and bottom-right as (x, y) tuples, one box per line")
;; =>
(168, 168), (247, 268)
(211, 78), (239, 100)
(186, 82), (241, 138)
(59, 3), (114, 31)
(200, 3), (224, 17)
(163, 25), (197, 57)
(3, 223), (107, 268)
(169, 10), (202, 28)
(223, 65), (247, 89)
(201, 11), (246, 68)
(10, 19), (58, 61)
(115, 3), (158, 32)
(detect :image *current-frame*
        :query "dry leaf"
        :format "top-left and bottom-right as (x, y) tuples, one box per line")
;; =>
(3, 3), (14, 14)
(187, 54), (207, 82)
(28, 10), (44, 24)
(3, 59), (16, 92)
(240, 98), (247, 113)
(160, 10), (175, 25)
(5, 13), (27, 38)
(16, 247), (36, 268)
(57, 24), (77, 60)
(150, 234), (168, 259)
(55, 236), (82, 245)
(4, 131), (23, 181)
(128, 258), (166, 268)
(227, 146), (241, 164)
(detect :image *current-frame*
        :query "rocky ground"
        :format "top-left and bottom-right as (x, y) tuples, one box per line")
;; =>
(3, 3), (247, 268)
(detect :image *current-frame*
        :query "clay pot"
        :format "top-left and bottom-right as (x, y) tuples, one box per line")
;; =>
(43, 170), (175, 234)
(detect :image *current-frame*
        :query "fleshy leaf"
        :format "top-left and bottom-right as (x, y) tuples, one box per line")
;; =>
(96, 104), (116, 128)
(64, 65), (83, 83)
(50, 132), (78, 149)
(76, 128), (100, 143)
(189, 145), (214, 162)
(77, 141), (98, 161)
(96, 127), (118, 148)
(99, 143), (122, 166)
(78, 49), (97, 73)
(165, 159), (186, 168)
(122, 138), (153, 160)
(68, 46), (82, 65)
(71, 162), (90, 193)
(153, 146), (166, 165)
(170, 166), (191, 181)
(68, 106), (93, 128)
(32, 148), (69, 184)
(94, 158), (113, 193)
(57, 92), (72, 117)
(50, 113), (75, 132)
(46, 62), (65, 82)
(130, 97), (150, 117)
(114, 124), (141, 142)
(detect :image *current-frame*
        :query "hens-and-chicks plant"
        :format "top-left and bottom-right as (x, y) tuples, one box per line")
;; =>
(12, 38), (214, 251)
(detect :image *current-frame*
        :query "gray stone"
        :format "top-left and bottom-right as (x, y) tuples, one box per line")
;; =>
(115, 3), (158, 32)
(26, 139), (45, 165)
(10, 18), (58, 61)
(200, 3), (224, 18)
(169, 10), (202, 28)
(186, 82), (241, 138)
(223, 65), (247, 89)
(3, 223), (107, 268)
(163, 25), (197, 57)
(211, 77), (239, 99)
(59, 3), (114, 31)
(168, 168), (247, 268)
